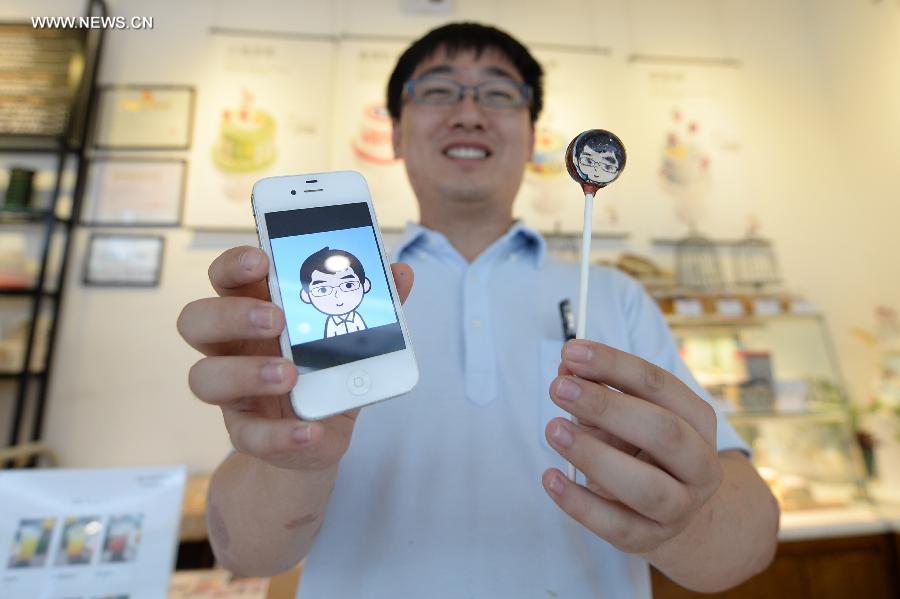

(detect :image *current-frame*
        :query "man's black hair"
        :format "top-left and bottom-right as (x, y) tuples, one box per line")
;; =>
(574, 134), (625, 167)
(299, 247), (366, 292)
(387, 22), (544, 123)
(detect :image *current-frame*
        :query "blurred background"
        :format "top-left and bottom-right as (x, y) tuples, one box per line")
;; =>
(1, 1), (899, 597)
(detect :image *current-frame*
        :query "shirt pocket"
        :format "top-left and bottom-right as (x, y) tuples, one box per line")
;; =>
(539, 338), (569, 454)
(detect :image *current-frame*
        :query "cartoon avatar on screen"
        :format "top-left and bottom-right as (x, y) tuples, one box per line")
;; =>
(574, 134), (623, 186)
(299, 247), (371, 338)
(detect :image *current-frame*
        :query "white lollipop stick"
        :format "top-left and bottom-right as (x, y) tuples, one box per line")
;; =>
(562, 128), (626, 484)
(575, 192), (593, 341)
(566, 191), (594, 482)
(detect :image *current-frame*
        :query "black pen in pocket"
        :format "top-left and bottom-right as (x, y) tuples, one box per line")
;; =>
(559, 299), (576, 341)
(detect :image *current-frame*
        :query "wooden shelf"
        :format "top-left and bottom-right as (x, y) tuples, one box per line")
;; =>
(0, 209), (70, 225)
(0, 288), (58, 298)
(0, 371), (46, 381)
(0, 135), (73, 153)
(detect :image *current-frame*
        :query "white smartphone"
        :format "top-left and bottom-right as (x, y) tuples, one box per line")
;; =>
(251, 171), (419, 420)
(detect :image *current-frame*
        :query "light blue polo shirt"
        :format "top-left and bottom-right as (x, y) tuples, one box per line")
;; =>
(297, 222), (750, 598)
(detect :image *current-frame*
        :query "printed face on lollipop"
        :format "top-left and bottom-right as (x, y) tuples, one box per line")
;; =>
(567, 129), (626, 190)
(578, 146), (619, 184)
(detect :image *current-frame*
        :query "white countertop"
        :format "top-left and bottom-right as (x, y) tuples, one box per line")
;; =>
(778, 485), (900, 541)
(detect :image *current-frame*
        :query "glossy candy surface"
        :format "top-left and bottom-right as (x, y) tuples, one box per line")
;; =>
(565, 129), (627, 194)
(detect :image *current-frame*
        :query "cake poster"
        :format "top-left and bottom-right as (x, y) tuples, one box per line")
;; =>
(621, 62), (759, 239)
(329, 39), (418, 231)
(184, 33), (336, 230)
(515, 48), (626, 235)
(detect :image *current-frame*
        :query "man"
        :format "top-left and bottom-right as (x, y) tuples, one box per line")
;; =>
(178, 22), (779, 598)
(299, 247), (370, 338)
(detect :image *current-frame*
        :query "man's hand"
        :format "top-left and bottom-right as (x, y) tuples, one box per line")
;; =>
(541, 338), (723, 556)
(177, 245), (414, 472)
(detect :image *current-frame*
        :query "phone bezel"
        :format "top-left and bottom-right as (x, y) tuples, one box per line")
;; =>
(251, 171), (418, 420)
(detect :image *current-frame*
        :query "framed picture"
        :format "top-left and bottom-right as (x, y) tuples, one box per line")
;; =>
(93, 85), (195, 150)
(81, 158), (186, 226)
(83, 233), (165, 287)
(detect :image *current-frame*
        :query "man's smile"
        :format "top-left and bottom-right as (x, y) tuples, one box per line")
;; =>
(442, 141), (493, 161)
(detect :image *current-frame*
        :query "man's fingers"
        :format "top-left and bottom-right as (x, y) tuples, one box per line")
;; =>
(178, 296), (284, 355)
(560, 340), (716, 444)
(390, 262), (414, 305)
(189, 356), (297, 405)
(549, 376), (717, 485)
(223, 409), (315, 461)
(209, 246), (271, 299)
(222, 410), (352, 471)
(542, 468), (667, 555)
(545, 418), (692, 524)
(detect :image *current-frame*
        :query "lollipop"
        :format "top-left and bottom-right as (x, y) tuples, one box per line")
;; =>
(563, 129), (627, 481)
(565, 129), (626, 192)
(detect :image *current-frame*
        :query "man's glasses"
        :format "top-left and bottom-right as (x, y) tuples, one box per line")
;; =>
(579, 155), (618, 174)
(404, 76), (532, 109)
(309, 280), (362, 298)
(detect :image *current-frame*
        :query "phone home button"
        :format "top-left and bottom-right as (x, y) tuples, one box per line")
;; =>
(347, 371), (371, 395)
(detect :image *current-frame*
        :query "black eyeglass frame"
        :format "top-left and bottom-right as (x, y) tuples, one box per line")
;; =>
(402, 76), (533, 109)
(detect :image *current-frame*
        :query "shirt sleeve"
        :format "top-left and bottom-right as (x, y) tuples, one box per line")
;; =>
(614, 270), (752, 456)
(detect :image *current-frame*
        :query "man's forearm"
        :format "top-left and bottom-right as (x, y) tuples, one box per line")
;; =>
(644, 450), (780, 593)
(207, 451), (338, 577)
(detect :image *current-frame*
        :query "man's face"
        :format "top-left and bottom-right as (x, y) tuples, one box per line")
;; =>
(392, 46), (535, 214)
(302, 267), (369, 316)
(578, 146), (619, 184)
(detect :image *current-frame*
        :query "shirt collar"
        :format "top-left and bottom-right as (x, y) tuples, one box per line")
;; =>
(392, 221), (546, 268)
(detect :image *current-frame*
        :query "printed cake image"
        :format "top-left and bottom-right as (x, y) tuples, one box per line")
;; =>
(352, 104), (397, 164)
(527, 125), (565, 177)
(212, 89), (277, 173)
(660, 109), (711, 229)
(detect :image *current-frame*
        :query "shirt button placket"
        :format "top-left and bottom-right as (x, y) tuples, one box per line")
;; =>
(463, 264), (496, 405)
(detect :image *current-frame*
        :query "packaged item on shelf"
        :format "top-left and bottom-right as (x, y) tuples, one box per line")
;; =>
(737, 350), (776, 411)
(0, 313), (50, 373)
(0, 250), (36, 289)
(3, 167), (36, 209)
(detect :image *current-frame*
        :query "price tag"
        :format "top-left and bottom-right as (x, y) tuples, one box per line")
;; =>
(790, 299), (816, 315)
(753, 298), (782, 316)
(715, 299), (745, 317)
(674, 298), (703, 317)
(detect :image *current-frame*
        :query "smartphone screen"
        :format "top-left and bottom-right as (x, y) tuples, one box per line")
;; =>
(266, 202), (405, 372)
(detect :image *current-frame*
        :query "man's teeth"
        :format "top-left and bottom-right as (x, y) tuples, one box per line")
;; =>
(446, 147), (487, 159)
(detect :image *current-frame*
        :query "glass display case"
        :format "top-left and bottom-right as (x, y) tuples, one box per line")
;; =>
(666, 312), (869, 511)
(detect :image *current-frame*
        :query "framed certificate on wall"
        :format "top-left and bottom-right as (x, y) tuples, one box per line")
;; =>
(81, 158), (186, 226)
(93, 86), (194, 150)
(83, 233), (165, 287)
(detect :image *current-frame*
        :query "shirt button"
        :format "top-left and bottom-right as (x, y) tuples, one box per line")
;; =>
(471, 319), (482, 329)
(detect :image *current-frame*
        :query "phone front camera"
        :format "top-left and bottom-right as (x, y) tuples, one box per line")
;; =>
(291, 189), (296, 195)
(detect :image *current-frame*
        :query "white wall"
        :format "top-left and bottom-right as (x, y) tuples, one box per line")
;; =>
(723, 0), (900, 406)
(4, 0), (898, 470)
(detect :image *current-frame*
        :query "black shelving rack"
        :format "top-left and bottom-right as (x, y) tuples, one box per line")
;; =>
(1, 0), (107, 458)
